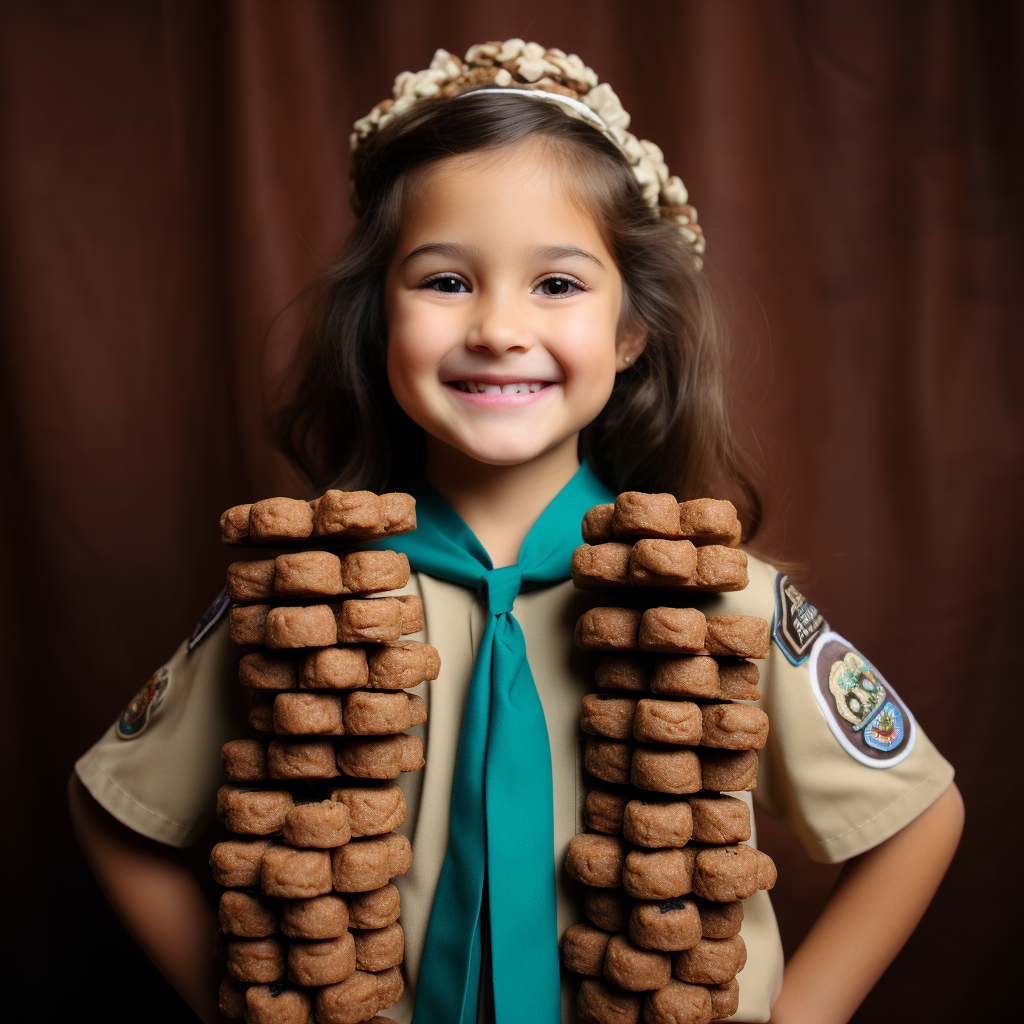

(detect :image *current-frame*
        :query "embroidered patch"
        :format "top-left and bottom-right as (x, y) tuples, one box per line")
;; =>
(189, 587), (231, 652)
(772, 574), (826, 664)
(117, 666), (169, 740)
(807, 632), (916, 768)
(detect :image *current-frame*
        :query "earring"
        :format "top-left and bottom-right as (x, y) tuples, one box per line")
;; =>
(624, 355), (631, 364)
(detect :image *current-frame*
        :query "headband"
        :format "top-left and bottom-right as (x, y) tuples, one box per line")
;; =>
(350, 40), (705, 258)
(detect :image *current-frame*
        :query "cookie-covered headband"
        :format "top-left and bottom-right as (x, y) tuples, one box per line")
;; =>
(350, 40), (704, 256)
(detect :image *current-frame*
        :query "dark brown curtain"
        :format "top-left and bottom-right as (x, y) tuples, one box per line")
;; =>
(4, 1), (1020, 1018)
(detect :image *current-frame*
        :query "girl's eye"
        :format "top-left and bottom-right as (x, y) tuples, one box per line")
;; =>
(534, 275), (585, 297)
(423, 275), (469, 293)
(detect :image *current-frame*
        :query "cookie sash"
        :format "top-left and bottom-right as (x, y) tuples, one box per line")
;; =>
(373, 460), (614, 1024)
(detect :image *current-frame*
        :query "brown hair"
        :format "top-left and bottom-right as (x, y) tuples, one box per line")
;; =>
(272, 91), (762, 539)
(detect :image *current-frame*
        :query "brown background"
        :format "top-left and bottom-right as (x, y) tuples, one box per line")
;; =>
(3, 0), (1021, 1018)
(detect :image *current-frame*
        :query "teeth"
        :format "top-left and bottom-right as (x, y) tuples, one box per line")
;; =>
(453, 381), (549, 394)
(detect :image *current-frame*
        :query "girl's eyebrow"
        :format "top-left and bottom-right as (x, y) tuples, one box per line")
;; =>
(400, 241), (477, 266)
(399, 241), (605, 269)
(532, 244), (605, 269)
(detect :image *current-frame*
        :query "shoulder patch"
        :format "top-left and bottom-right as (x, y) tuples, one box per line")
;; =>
(772, 574), (826, 664)
(807, 631), (916, 768)
(117, 666), (170, 740)
(189, 587), (231, 652)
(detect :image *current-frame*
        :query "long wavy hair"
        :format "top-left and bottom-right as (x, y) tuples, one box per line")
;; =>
(272, 91), (762, 539)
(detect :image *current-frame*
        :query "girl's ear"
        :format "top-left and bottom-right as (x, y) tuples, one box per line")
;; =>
(615, 321), (648, 373)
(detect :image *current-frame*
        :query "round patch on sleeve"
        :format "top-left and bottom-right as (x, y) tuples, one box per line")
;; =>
(117, 666), (170, 740)
(772, 574), (826, 664)
(807, 632), (916, 768)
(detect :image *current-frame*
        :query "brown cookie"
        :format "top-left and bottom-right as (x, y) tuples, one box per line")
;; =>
(338, 549), (411, 595)
(221, 503), (253, 545)
(596, 655), (649, 691)
(288, 932), (356, 987)
(581, 504), (616, 544)
(622, 846), (696, 900)
(691, 546), (748, 592)
(330, 781), (408, 837)
(265, 605), (338, 649)
(700, 703), (769, 750)
(218, 975), (248, 1019)
(231, 604), (270, 645)
(336, 733), (424, 779)
(672, 935), (746, 985)
(245, 983), (312, 1024)
(379, 492), (417, 535)
(577, 978), (643, 1024)
(638, 607), (706, 654)
(694, 898), (743, 939)
(366, 640), (440, 689)
(217, 785), (294, 834)
(582, 694), (638, 739)
(572, 543), (633, 588)
(703, 615), (769, 659)
(250, 498), (315, 543)
(642, 978), (713, 1024)
(211, 838), (273, 888)
(336, 598), (403, 643)
(261, 845), (333, 899)
(343, 690), (427, 735)
(602, 934), (671, 991)
(353, 922), (403, 972)
(630, 747), (701, 794)
(249, 691), (275, 733)
(575, 607), (643, 651)
(312, 490), (382, 539)
(397, 594), (424, 633)
(565, 834), (627, 888)
(562, 922), (611, 976)
(374, 964), (405, 1011)
(583, 886), (632, 933)
(612, 492), (681, 540)
(700, 749), (759, 792)
(692, 845), (764, 902)
(687, 795), (751, 845)
(627, 539), (697, 587)
(227, 559), (276, 602)
(267, 738), (340, 780)
(718, 659), (760, 701)
(274, 551), (343, 598)
(282, 800), (352, 848)
(585, 790), (629, 834)
(622, 798), (693, 848)
(632, 699), (701, 745)
(585, 737), (635, 785)
(226, 935), (286, 984)
(273, 692), (345, 735)
(331, 834), (413, 893)
(218, 890), (279, 938)
(629, 898), (701, 952)
(649, 656), (720, 698)
(240, 651), (299, 690)
(708, 978), (739, 1020)
(222, 739), (269, 782)
(314, 969), (380, 1024)
(299, 647), (370, 690)
(280, 894), (349, 940)
(347, 883), (401, 930)
(676, 499), (741, 547)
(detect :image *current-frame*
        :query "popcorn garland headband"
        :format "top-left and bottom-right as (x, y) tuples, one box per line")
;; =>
(350, 40), (705, 258)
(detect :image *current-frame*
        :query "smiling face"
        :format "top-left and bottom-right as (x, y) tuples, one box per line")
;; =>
(384, 138), (645, 469)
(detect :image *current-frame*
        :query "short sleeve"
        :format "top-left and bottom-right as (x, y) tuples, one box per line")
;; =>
(741, 558), (955, 863)
(74, 593), (248, 847)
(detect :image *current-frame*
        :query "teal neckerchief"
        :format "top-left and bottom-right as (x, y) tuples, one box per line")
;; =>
(371, 460), (614, 1023)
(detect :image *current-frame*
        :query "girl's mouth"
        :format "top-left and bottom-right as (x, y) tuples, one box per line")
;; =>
(449, 380), (551, 395)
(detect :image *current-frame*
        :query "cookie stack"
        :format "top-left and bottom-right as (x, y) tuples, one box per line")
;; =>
(563, 493), (776, 1024)
(210, 492), (437, 1024)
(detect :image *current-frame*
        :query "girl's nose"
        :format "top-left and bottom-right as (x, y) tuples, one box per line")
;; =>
(465, 295), (535, 356)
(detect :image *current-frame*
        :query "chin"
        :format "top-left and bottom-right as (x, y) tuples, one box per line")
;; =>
(450, 434), (557, 468)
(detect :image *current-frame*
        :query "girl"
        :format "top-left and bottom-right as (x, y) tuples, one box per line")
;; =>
(69, 42), (963, 1024)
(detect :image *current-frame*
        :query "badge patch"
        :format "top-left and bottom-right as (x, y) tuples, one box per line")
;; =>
(808, 632), (916, 768)
(189, 587), (231, 652)
(772, 574), (826, 664)
(117, 666), (169, 740)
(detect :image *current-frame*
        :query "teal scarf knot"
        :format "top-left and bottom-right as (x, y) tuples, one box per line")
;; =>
(370, 460), (614, 1023)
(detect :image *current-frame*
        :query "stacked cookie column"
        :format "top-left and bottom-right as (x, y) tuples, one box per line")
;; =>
(211, 491), (439, 1024)
(563, 493), (777, 1024)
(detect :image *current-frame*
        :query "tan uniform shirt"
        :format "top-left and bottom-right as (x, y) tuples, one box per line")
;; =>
(76, 555), (954, 1022)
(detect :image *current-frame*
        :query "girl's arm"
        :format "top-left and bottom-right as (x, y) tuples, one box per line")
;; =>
(769, 781), (964, 1023)
(68, 773), (225, 1024)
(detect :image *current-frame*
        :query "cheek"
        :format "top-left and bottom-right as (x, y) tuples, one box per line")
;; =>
(386, 300), (450, 402)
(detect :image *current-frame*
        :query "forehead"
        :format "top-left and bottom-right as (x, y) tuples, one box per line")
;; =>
(397, 139), (610, 257)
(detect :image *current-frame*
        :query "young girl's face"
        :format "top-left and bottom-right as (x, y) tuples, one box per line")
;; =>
(384, 137), (643, 468)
